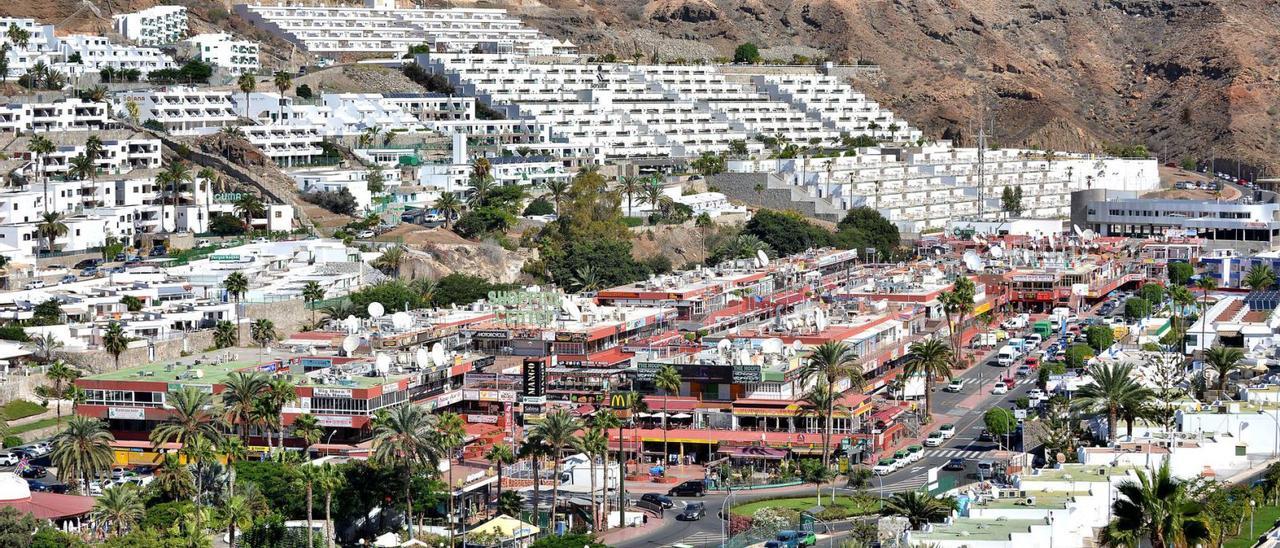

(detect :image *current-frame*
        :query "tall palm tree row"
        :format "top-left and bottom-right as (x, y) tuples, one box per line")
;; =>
(484, 443), (516, 518)
(28, 134), (54, 212)
(529, 410), (583, 530)
(1073, 363), (1153, 442)
(149, 387), (223, 463)
(903, 338), (954, 424)
(370, 404), (443, 540)
(1098, 460), (1210, 548)
(799, 341), (863, 466)
(653, 365), (682, 465)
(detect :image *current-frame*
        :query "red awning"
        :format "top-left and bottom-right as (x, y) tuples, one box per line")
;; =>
(641, 395), (700, 411)
(0, 493), (93, 520)
(589, 347), (634, 366)
(720, 446), (788, 460)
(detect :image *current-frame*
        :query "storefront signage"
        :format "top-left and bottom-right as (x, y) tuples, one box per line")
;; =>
(108, 407), (145, 420)
(300, 358), (334, 368)
(468, 330), (510, 340)
(467, 414), (499, 424)
(522, 358), (546, 398)
(733, 365), (762, 383)
(1012, 274), (1056, 283)
(636, 362), (761, 383)
(316, 415), (353, 428)
(313, 387), (352, 399)
(555, 332), (589, 343)
(210, 254), (241, 262)
(381, 382), (400, 394)
(488, 290), (563, 326)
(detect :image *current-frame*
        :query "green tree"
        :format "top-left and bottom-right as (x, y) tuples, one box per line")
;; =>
(1074, 363), (1152, 442)
(302, 281), (325, 326)
(1246, 263), (1276, 292)
(743, 209), (832, 257)
(572, 428), (608, 529)
(119, 295), (144, 312)
(530, 410), (582, 526)
(370, 404), (442, 539)
(1139, 283), (1166, 308)
(800, 342), (863, 466)
(28, 135), (55, 213)
(1001, 186), (1023, 217)
(1065, 344), (1094, 369)
(690, 152), (727, 176)
(798, 458), (834, 506)
(1085, 325), (1115, 353)
(91, 484), (145, 538)
(983, 407), (1017, 448)
(1205, 345), (1244, 393)
(1167, 262), (1194, 286)
(484, 443), (516, 518)
(733, 43), (761, 64)
(213, 320), (237, 349)
(653, 365), (682, 462)
(1124, 297), (1152, 322)
(233, 193), (266, 230)
(45, 361), (79, 423)
(149, 387), (222, 465)
(0, 506), (42, 547)
(315, 463), (344, 548)
(51, 415), (115, 492)
(102, 321), (132, 370)
(223, 494), (253, 548)
(292, 413), (324, 456)
(833, 207), (901, 261)
(434, 193), (462, 229)
(152, 453), (195, 501)
(881, 491), (956, 530)
(273, 71), (292, 121)
(347, 280), (423, 316)
(222, 371), (268, 439)
(250, 319), (277, 349)
(36, 212), (68, 254)
(1098, 460), (1210, 548)
(903, 338), (953, 423)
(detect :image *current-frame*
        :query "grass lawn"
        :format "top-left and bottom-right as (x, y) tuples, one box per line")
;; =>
(2, 400), (46, 421)
(1225, 504), (1280, 548)
(732, 495), (878, 517)
(11, 417), (61, 436)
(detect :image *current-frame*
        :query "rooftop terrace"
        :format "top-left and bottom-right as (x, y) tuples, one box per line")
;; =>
(912, 519), (1044, 542)
(86, 358), (261, 385)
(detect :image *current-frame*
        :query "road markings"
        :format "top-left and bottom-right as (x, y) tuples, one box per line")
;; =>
(672, 532), (724, 546)
(926, 449), (987, 459)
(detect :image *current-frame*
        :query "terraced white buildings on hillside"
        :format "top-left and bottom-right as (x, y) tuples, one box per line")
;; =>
(112, 6), (188, 46)
(180, 33), (260, 76)
(0, 98), (109, 133)
(236, 1), (574, 56)
(0, 17), (175, 81)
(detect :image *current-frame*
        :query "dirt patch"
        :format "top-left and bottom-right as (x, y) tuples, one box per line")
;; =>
(380, 224), (473, 246)
(293, 65), (428, 95)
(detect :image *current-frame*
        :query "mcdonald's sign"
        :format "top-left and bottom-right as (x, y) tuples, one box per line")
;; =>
(609, 392), (635, 410)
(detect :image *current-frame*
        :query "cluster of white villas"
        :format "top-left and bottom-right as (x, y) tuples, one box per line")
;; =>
(236, 0), (574, 56)
(417, 55), (921, 165)
(177, 33), (261, 76)
(0, 17), (175, 81)
(728, 144), (1160, 233)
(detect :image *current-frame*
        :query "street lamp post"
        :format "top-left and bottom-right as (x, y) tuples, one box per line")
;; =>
(720, 485), (736, 548)
(1252, 499), (1258, 539)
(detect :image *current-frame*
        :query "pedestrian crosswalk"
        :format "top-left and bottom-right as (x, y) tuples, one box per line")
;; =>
(877, 474), (929, 492)
(672, 532), (724, 546)
(925, 448), (987, 459)
(950, 377), (1036, 387)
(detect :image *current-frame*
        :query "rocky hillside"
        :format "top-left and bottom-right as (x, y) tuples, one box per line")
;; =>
(460, 0), (1279, 175)
(7, 0), (1279, 174)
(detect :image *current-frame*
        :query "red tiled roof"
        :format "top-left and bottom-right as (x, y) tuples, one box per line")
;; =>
(1, 493), (94, 520)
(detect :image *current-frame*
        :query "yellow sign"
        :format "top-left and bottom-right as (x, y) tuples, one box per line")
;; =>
(609, 392), (635, 410)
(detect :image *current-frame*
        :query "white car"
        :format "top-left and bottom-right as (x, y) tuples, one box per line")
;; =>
(1027, 389), (1046, 401)
(924, 431), (945, 447)
(357, 230), (375, 239)
(992, 383), (1009, 395)
(873, 459), (897, 476)
(0, 453), (18, 467)
(24, 280), (45, 290)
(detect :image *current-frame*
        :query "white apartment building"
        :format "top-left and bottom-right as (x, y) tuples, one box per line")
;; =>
(16, 139), (163, 180)
(292, 167), (405, 211)
(730, 144), (1160, 233)
(113, 6), (188, 46)
(382, 93), (475, 121)
(237, 2), (573, 56)
(0, 18), (62, 80)
(239, 124), (327, 167)
(0, 98), (108, 133)
(321, 93), (426, 133)
(115, 87), (239, 134)
(58, 35), (176, 78)
(753, 74), (922, 142)
(180, 33), (259, 76)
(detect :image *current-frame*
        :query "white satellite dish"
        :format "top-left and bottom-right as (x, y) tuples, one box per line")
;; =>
(756, 250), (770, 267)
(415, 347), (429, 368)
(374, 353), (391, 374)
(391, 311), (412, 330)
(990, 245), (1005, 259)
(367, 302), (385, 319)
(792, 340), (804, 351)
(962, 251), (984, 272)
(1072, 224), (1084, 238)
(717, 339), (732, 352)
(341, 335), (359, 354)
(736, 348), (751, 364)
(562, 299), (582, 320)
(762, 338), (784, 354)
(816, 309), (828, 331)
(431, 343), (445, 365)
(753, 257), (764, 269)
(344, 315), (360, 334)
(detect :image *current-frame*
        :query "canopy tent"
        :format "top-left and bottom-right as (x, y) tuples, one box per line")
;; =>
(469, 514), (540, 540)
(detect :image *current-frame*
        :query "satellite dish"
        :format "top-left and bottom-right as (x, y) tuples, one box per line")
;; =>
(341, 335), (359, 354)
(717, 339), (732, 352)
(1072, 224), (1084, 238)
(344, 315), (360, 334)
(367, 302), (385, 319)
(792, 340), (804, 351)
(753, 257), (764, 269)
(415, 347), (429, 368)
(816, 309), (828, 331)
(756, 250), (770, 267)
(962, 251), (985, 272)
(431, 343), (445, 365)
(391, 312), (412, 330)
(990, 245), (1005, 259)
(562, 300), (581, 320)
(374, 353), (391, 374)
(736, 348), (751, 364)
(762, 338), (784, 354)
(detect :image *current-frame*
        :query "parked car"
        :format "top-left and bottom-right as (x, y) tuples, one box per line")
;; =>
(872, 459), (897, 476)
(59, 275), (77, 284)
(20, 465), (46, 479)
(196, 239), (211, 248)
(0, 453), (18, 467)
(924, 431), (946, 447)
(23, 280), (45, 290)
(357, 230), (376, 239)
(667, 480), (706, 497)
(1027, 389), (1046, 402)
(149, 246), (167, 257)
(80, 267), (98, 277)
(943, 458), (966, 471)
(28, 442), (51, 455)
(678, 502), (706, 521)
(977, 430), (993, 442)
(766, 530), (817, 548)
(72, 258), (103, 270)
(938, 424), (956, 438)
(26, 480), (67, 494)
(992, 383), (1009, 395)
(944, 380), (963, 393)
(640, 493), (673, 509)
(1016, 365), (1033, 377)
(906, 445), (924, 463)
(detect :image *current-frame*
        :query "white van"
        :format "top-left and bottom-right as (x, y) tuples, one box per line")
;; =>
(996, 346), (1019, 366)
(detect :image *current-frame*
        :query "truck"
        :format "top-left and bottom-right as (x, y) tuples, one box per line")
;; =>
(1007, 337), (1027, 352)
(972, 332), (999, 348)
(996, 346), (1019, 366)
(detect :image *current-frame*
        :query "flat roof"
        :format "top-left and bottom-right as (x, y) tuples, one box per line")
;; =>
(85, 358), (259, 385)
(912, 519), (1044, 542)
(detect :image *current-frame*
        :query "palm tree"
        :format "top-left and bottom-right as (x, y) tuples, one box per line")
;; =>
(435, 411), (466, 540)
(1099, 460), (1210, 548)
(293, 413), (324, 457)
(197, 167), (218, 214)
(213, 320), (237, 349)
(51, 415), (115, 493)
(940, 277), (977, 363)
(28, 135), (54, 212)
(45, 360), (78, 423)
(1246, 263), (1276, 292)
(518, 437), (551, 528)
(904, 338), (954, 423)
(237, 73), (256, 118)
(273, 71), (292, 122)
(800, 341), (863, 466)
(593, 409), (621, 526)
(68, 153), (94, 207)
(372, 245), (405, 277)
(471, 157), (491, 181)
(315, 463), (344, 548)
(233, 193), (266, 230)
(1198, 276), (1218, 358)
(302, 281), (325, 326)
(530, 409), (582, 525)
(799, 384), (850, 450)
(101, 321), (131, 370)
(153, 452), (195, 500)
(484, 443), (517, 518)
(223, 494), (254, 548)
(370, 404), (442, 539)
(653, 365), (682, 464)
(497, 490), (523, 518)
(467, 174), (495, 208)
(36, 211), (68, 254)
(434, 193), (462, 229)
(574, 427), (608, 530)
(798, 458), (833, 506)
(223, 271), (249, 303)
(320, 301), (358, 323)
(618, 176), (642, 217)
(221, 436), (247, 498)
(642, 181), (663, 213)
(1205, 345), (1245, 393)
(295, 464), (320, 548)
(159, 161), (192, 232)
(250, 318), (277, 350)
(91, 484), (144, 538)
(571, 265), (601, 293)
(1074, 363), (1153, 442)
(1168, 284), (1196, 354)
(33, 332), (64, 363)
(545, 179), (570, 216)
(265, 378), (295, 451)
(222, 371), (268, 440)
(881, 491), (956, 530)
(149, 387), (223, 463)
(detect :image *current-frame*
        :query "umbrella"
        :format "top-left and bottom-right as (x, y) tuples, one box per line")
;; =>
(671, 413), (693, 419)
